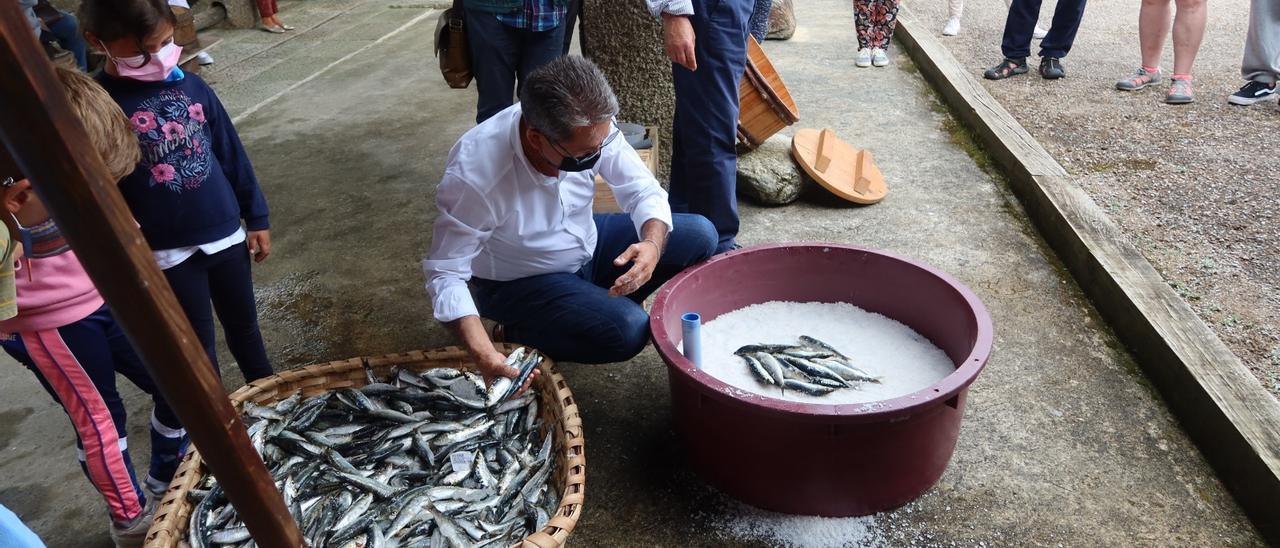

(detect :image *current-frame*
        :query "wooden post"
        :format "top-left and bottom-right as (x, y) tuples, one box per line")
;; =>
(0, 8), (302, 547)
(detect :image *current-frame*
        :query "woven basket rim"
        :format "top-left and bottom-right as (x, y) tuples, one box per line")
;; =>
(143, 345), (585, 547)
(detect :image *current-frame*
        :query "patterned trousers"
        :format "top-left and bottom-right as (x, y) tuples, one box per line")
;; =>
(853, 0), (901, 50)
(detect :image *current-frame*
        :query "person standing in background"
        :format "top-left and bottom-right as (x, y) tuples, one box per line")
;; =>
(942, 0), (1048, 39)
(1113, 0), (1207, 104)
(982, 0), (1087, 81)
(650, 0), (753, 253)
(1227, 0), (1279, 107)
(852, 0), (900, 68)
(466, 0), (568, 124)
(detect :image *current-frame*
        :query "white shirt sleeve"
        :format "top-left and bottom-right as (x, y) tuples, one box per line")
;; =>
(422, 174), (496, 323)
(644, 0), (694, 18)
(594, 136), (673, 237)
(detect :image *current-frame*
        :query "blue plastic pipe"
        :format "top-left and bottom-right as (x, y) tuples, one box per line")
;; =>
(682, 312), (702, 369)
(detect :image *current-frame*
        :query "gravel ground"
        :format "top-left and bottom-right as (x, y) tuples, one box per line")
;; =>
(901, 0), (1280, 398)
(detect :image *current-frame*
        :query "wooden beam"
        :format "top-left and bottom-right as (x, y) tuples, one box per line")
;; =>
(0, 7), (301, 546)
(893, 6), (1280, 543)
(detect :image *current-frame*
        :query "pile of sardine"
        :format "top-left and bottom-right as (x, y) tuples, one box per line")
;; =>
(735, 336), (882, 396)
(188, 347), (559, 547)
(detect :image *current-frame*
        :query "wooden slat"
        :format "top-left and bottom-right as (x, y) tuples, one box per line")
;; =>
(0, 4), (302, 545)
(593, 126), (659, 214)
(894, 6), (1280, 543)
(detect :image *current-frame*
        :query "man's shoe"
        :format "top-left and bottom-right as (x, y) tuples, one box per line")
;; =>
(1228, 80), (1278, 106)
(983, 57), (1028, 80)
(871, 48), (889, 67)
(855, 48), (872, 68)
(942, 17), (961, 36)
(1165, 77), (1194, 104)
(1116, 67), (1162, 91)
(1039, 57), (1065, 79)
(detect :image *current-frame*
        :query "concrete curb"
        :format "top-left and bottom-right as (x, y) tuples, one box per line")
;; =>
(892, 5), (1280, 543)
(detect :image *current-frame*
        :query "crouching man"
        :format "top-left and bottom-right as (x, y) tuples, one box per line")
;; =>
(423, 55), (718, 384)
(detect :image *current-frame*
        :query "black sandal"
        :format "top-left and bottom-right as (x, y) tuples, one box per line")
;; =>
(983, 57), (1029, 80)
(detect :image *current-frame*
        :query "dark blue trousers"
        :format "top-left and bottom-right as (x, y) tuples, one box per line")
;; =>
(1001, 0), (1088, 60)
(669, 0), (753, 253)
(2, 306), (188, 525)
(465, 8), (566, 124)
(41, 12), (88, 71)
(472, 213), (718, 364)
(163, 244), (273, 382)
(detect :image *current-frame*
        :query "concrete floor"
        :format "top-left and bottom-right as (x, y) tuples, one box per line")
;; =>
(0, 0), (1263, 545)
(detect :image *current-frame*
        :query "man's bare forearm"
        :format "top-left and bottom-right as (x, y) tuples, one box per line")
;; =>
(641, 218), (668, 253)
(447, 315), (497, 359)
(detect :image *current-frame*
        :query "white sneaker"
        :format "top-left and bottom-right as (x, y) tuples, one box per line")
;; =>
(1033, 25), (1048, 39)
(194, 51), (215, 65)
(871, 48), (889, 67)
(942, 17), (961, 36)
(108, 501), (157, 548)
(855, 48), (872, 67)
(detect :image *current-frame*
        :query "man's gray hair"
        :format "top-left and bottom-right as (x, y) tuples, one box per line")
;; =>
(519, 55), (620, 143)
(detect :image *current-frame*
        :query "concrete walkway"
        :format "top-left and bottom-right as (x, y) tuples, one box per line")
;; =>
(0, 0), (1261, 545)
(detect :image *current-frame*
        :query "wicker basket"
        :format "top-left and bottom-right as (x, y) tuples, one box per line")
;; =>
(736, 36), (800, 150)
(143, 345), (585, 547)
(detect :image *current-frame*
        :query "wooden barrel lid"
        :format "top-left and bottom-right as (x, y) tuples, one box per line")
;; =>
(791, 128), (888, 205)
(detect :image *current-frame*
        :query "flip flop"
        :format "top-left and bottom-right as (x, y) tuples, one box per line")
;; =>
(791, 128), (888, 205)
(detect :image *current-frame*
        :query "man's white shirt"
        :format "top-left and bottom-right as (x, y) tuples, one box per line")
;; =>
(422, 104), (672, 323)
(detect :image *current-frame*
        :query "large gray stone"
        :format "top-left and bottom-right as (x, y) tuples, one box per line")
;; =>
(737, 134), (802, 205)
(767, 0), (796, 40)
(581, 0), (674, 181)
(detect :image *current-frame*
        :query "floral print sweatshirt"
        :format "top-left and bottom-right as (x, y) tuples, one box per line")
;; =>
(96, 72), (270, 251)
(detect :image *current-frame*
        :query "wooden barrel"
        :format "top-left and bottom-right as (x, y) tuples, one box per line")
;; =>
(737, 36), (800, 150)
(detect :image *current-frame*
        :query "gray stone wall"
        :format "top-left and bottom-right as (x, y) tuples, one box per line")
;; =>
(581, 0), (674, 181)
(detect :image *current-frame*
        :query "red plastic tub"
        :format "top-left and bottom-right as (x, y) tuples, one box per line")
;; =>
(650, 243), (993, 516)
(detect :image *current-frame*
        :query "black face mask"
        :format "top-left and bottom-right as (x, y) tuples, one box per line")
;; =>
(558, 152), (601, 173)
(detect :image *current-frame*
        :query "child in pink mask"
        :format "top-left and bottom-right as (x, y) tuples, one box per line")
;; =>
(81, 0), (277, 384)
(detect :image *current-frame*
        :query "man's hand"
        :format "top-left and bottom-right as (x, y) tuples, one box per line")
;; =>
(247, 230), (272, 263)
(474, 347), (540, 396)
(662, 13), (697, 71)
(609, 239), (660, 297)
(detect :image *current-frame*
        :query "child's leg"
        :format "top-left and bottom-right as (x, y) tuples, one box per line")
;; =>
(162, 253), (221, 375)
(205, 245), (273, 382)
(1, 318), (148, 527)
(102, 308), (189, 494)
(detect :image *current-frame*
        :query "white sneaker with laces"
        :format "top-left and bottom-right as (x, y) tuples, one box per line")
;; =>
(871, 48), (889, 67)
(942, 17), (961, 36)
(1033, 25), (1048, 39)
(855, 48), (872, 68)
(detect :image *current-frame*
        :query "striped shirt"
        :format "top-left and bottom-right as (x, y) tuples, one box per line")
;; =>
(495, 0), (566, 32)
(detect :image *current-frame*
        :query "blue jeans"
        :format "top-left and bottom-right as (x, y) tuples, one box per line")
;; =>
(669, 0), (753, 253)
(41, 12), (88, 70)
(472, 213), (718, 364)
(465, 8), (566, 124)
(1001, 0), (1087, 60)
(162, 244), (273, 382)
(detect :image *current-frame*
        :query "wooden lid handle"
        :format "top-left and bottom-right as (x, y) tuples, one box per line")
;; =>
(814, 128), (835, 173)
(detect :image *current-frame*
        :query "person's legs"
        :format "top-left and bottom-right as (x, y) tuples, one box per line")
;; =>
(465, 9), (520, 124)
(1169, 0), (1206, 76)
(516, 24), (567, 96)
(586, 213), (718, 302)
(162, 253), (220, 375)
(103, 309), (188, 493)
(873, 0), (901, 50)
(1137, 0), (1172, 69)
(948, 0), (963, 20)
(1037, 0), (1087, 59)
(1001, 0), (1043, 59)
(562, 0), (580, 54)
(1241, 0), (1280, 85)
(853, 0), (873, 50)
(669, 0), (751, 253)
(255, 0), (276, 22)
(473, 273), (651, 364)
(205, 246), (273, 383)
(2, 319), (147, 527)
(45, 12), (87, 70)
(748, 0), (772, 42)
